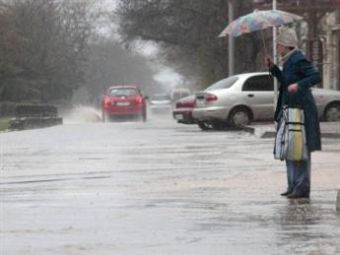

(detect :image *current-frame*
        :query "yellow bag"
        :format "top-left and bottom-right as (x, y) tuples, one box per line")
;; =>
(284, 107), (308, 161)
(274, 106), (308, 161)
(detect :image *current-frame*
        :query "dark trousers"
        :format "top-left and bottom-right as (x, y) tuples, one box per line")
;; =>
(285, 152), (311, 196)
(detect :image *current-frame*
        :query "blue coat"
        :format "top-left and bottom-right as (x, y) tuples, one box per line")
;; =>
(270, 50), (322, 152)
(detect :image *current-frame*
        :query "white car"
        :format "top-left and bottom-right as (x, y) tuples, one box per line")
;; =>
(149, 94), (172, 114)
(193, 72), (340, 130)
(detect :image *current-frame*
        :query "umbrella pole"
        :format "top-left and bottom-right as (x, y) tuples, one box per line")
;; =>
(260, 30), (269, 74)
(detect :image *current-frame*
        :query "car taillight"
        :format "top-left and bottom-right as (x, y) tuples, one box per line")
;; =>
(135, 96), (143, 104)
(205, 94), (218, 102)
(103, 97), (112, 108)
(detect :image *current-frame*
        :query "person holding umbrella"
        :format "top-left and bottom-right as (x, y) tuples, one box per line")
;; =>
(266, 27), (321, 199)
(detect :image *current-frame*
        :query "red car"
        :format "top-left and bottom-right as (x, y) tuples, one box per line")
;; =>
(172, 95), (197, 124)
(101, 85), (147, 122)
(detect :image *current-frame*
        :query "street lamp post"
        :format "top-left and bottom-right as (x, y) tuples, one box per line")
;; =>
(228, 0), (234, 76)
(273, 0), (278, 108)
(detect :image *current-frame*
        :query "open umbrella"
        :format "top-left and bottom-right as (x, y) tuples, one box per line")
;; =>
(219, 9), (303, 38)
(219, 9), (303, 106)
(219, 9), (303, 54)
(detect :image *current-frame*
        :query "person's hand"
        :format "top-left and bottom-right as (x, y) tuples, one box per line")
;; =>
(265, 56), (273, 68)
(288, 83), (298, 94)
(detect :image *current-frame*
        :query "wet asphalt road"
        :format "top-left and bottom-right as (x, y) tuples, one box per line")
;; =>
(1, 114), (340, 255)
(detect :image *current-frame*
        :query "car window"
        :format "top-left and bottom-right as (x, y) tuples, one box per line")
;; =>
(109, 88), (138, 96)
(243, 75), (273, 91)
(205, 76), (239, 91)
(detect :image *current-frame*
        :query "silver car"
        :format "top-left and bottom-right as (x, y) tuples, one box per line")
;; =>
(149, 93), (172, 114)
(193, 72), (340, 130)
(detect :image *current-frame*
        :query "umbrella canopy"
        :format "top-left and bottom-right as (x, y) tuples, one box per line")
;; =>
(219, 10), (303, 38)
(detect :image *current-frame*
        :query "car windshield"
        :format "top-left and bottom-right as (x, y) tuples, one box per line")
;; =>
(109, 88), (137, 97)
(205, 76), (239, 91)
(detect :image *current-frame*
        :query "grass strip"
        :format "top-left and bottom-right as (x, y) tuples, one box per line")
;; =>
(0, 117), (11, 131)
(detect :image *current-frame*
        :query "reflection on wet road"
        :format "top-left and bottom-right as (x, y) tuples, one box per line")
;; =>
(1, 115), (340, 254)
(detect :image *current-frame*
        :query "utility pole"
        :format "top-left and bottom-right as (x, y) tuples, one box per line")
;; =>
(336, 8), (340, 90)
(228, 0), (234, 76)
(273, 0), (278, 107)
(273, 0), (277, 65)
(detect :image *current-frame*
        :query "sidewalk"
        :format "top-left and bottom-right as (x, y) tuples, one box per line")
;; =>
(245, 121), (340, 139)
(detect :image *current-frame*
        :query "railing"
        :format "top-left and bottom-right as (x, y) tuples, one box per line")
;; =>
(10, 104), (62, 130)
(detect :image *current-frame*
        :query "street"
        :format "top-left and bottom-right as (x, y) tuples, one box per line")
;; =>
(1, 114), (340, 255)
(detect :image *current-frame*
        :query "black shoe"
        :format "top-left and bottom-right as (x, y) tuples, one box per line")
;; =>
(287, 193), (309, 199)
(280, 190), (292, 196)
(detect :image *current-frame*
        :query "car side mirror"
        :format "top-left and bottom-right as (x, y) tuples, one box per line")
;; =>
(144, 96), (149, 100)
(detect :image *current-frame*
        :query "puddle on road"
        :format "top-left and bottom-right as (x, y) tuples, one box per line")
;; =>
(1, 116), (340, 255)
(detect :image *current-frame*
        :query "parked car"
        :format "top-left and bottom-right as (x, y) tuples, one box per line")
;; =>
(101, 85), (147, 122)
(170, 88), (191, 103)
(172, 95), (197, 124)
(149, 93), (172, 114)
(193, 72), (340, 130)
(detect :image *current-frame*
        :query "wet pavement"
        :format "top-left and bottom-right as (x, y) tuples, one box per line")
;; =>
(1, 114), (340, 255)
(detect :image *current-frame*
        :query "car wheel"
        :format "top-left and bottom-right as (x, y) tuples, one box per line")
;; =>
(324, 103), (340, 121)
(228, 107), (252, 127)
(197, 121), (213, 131)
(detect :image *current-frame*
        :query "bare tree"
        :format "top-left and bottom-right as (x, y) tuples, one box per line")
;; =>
(116, 0), (264, 88)
(0, 0), (166, 104)
(0, 0), (98, 102)
(0, 1), (27, 100)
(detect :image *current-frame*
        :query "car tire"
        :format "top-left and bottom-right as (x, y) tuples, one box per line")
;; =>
(197, 121), (212, 131)
(228, 107), (252, 127)
(324, 102), (340, 121)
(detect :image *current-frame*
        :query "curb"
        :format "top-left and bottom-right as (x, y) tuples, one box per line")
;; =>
(243, 125), (340, 139)
(240, 125), (255, 134)
(260, 131), (340, 139)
